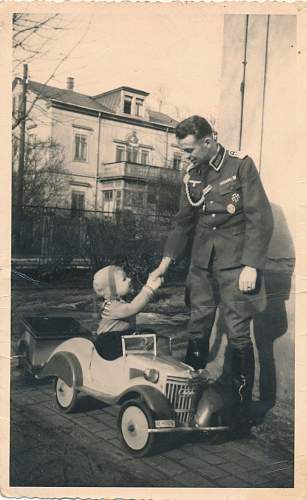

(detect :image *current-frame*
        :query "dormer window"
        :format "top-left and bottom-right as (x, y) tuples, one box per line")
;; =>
(135, 98), (144, 117)
(124, 95), (132, 114)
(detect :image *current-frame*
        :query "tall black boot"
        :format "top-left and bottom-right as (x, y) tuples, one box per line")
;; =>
(184, 337), (209, 370)
(231, 344), (255, 437)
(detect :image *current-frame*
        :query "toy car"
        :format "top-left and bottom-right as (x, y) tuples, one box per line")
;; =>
(17, 316), (228, 456)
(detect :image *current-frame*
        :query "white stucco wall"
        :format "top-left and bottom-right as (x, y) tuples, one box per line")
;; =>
(218, 14), (296, 263)
(215, 14), (296, 406)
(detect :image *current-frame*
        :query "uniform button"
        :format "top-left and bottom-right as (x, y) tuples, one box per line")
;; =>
(210, 200), (214, 204)
(212, 213), (216, 218)
(212, 226), (216, 231)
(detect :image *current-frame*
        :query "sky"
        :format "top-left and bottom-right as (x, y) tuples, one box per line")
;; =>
(14, 6), (225, 121)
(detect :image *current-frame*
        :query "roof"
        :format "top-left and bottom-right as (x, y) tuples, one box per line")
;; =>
(148, 109), (178, 128)
(19, 79), (177, 128)
(27, 80), (112, 113)
(94, 86), (150, 98)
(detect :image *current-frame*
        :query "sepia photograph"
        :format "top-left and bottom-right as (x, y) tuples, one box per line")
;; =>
(2, 2), (305, 496)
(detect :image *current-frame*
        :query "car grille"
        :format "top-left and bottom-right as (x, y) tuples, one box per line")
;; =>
(165, 376), (200, 426)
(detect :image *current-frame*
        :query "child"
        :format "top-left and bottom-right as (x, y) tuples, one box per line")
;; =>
(93, 265), (162, 359)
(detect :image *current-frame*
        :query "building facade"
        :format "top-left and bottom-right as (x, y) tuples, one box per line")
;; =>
(13, 78), (182, 215)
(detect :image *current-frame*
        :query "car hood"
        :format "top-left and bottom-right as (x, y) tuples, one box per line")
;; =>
(125, 353), (193, 379)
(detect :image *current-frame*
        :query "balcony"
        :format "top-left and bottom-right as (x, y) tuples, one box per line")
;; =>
(99, 161), (181, 183)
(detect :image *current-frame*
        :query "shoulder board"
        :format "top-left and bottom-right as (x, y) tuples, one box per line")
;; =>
(228, 150), (248, 160)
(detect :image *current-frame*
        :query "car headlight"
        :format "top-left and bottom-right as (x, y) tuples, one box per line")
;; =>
(144, 368), (159, 383)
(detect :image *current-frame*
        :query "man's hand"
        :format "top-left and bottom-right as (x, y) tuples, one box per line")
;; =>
(146, 275), (163, 291)
(150, 257), (172, 280)
(239, 266), (257, 292)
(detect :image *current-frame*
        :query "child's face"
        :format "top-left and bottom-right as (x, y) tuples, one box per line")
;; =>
(115, 269), (132, 297)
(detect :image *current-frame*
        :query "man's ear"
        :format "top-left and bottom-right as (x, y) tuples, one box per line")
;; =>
(203, 136), (215, 147)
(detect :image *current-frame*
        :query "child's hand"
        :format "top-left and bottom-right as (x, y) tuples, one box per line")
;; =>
(146, 275), (163, 291)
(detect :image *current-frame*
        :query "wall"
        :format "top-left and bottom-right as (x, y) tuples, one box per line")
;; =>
(212, 14), (296, 407)
(51, 106), (178, 210)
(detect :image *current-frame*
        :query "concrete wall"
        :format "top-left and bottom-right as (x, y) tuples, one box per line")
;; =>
(211, 14), (296, 407)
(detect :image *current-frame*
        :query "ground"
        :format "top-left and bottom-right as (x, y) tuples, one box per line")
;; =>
(9, 282), (294, 488)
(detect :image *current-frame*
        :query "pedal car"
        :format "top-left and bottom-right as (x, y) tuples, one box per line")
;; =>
(17, 316), (228, 456)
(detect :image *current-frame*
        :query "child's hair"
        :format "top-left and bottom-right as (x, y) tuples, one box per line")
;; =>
(93, 265), (123, 298)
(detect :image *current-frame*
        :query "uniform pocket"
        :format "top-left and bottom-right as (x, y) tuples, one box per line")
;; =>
(232, 228), (245, 236)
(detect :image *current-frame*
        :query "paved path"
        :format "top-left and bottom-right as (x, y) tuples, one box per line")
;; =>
(10, 369), (293, 489)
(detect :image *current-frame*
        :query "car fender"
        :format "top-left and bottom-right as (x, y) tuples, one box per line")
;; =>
(117, 385), (172, 419)
(194, 385), (224, 427)
(38, 351), (83, 388)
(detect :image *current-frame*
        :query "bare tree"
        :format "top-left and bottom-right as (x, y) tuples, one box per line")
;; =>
(151, 84), (171, 113)
(12, 135), (69, 207)
(13, 14), (63, 73)
(12, 13), (93, 130)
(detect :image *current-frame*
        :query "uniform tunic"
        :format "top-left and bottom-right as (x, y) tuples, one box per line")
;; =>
(163, 145), (274, 350)
(164, 145), (273, 270)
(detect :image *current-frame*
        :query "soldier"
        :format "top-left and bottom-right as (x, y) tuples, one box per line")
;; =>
(151, 115), (274, 435)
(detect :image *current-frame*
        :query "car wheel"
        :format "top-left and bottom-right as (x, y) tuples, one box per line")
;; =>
(54, 377), (78, 413)
(17, 343), (35, 381)
(118, 399), (157, 457)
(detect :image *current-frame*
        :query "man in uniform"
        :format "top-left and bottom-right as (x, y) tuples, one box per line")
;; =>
(151, 115), (273, 434)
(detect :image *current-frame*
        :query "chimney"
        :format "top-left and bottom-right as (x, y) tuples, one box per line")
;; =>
(66, 77), (74, 90)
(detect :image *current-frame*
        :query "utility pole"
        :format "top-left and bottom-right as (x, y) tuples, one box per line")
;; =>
(15, 63), (28, 252)
(94, 112), (102, 212)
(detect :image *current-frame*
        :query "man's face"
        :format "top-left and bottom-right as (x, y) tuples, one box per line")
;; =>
(178, 134), (216, 166)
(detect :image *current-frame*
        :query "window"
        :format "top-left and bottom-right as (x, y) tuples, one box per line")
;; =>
(12, 96), (16, 115)
(133, 192), (144, 207)
(124, 95), (132, 114)
(74, 134), (88, 162)
(132, 147), (138, 163)
(173, 153), (181, 170)
(126, 146), (132, 162)
(103, 190), (114, 214)
(116, 190), (122, 210)
(126, 146), (138, 163)
(116, 146), (125, 162)
(71, 191), (85, 216)
(135, 98), (144, 117)
(124, 191), (143, 207)
(17, 95), (23, 115)
(148, 184), (156, 204)
(141, 150), (149, 165)
(13, 95), (22, 115)
(104, 190), (113, 202)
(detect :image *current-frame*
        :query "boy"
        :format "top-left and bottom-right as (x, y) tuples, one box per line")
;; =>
(93, 265), (162, 359)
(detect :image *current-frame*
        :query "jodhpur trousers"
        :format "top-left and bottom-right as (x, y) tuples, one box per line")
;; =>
(186, 256), (266, 353)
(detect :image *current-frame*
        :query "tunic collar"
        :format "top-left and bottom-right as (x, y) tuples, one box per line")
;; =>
(209, 144), (226, 171)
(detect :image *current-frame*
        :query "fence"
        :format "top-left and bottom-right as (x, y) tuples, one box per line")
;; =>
(12, 205), (174, 276)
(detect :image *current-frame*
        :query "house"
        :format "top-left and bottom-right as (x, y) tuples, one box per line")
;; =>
(12, 77), (182, 215)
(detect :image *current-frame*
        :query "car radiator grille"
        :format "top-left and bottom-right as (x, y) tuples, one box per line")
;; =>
(165, 376), (200, 426)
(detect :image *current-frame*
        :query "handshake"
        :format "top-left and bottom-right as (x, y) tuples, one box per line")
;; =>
(145, 257), (172, 292)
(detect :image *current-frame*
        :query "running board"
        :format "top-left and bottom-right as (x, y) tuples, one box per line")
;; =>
(148, 426), (229, 433)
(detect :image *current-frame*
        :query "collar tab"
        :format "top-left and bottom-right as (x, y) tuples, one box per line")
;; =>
(209, 144), (226, 171)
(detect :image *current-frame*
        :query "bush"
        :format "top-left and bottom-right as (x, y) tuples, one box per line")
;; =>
(85, 211), (166, 281)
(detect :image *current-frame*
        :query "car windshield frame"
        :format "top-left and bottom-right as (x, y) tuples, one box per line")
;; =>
(121, 334), (157, 357)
